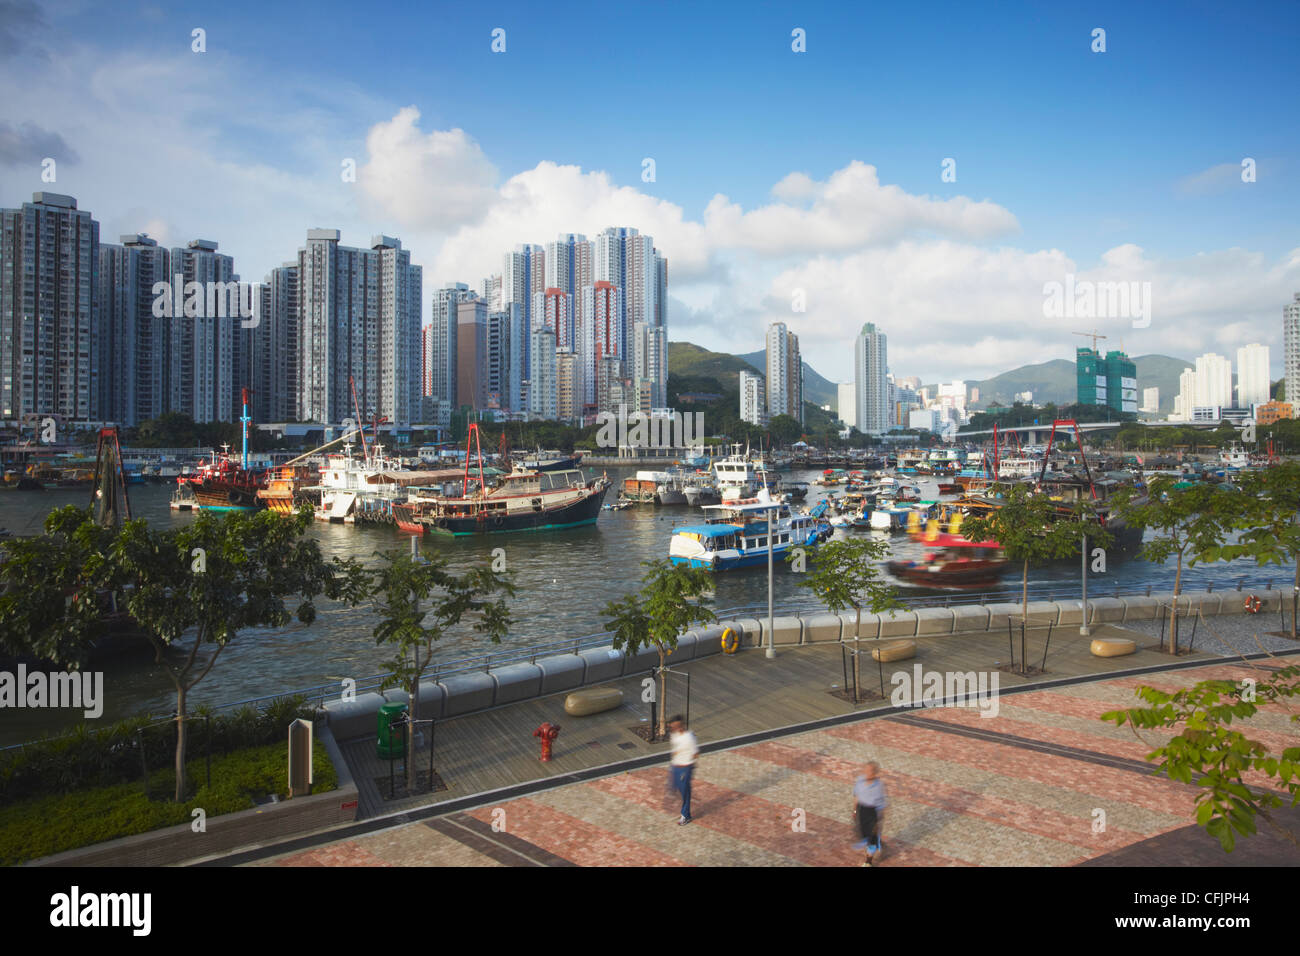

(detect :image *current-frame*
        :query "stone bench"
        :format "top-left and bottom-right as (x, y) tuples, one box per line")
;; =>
(1090, 637), (1136, 658)
(871, 639), (917, 663)
(564, 686), (625, 716)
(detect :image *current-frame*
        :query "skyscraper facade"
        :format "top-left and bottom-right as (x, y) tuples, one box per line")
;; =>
(1237, 343), (1270, 409)
(1285, 294), (1300, 414)
(504, 244), (545, 334)
(456, 297), (489, 411)
(765, 322), (803, 423)
(428, 283), (474, 407)
(97, 233), (169, 426)
(855, 322), (889, 436)
(0, 193), (100, 422)
(740, 370), (767, 426)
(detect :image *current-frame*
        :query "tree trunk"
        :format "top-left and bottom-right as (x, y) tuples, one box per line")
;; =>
(174, 685), (187, 803)
(1292, 561), (1298, 641)
(1170, 551), (1183, 655)
(657, 646), (668, 738)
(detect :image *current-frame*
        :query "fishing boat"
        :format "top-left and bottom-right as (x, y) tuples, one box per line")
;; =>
(886, 534), (1010, 589)
(314, 444), (457, 524)
(178, 390), (267, 512)
(522, 449), (583, 472)
(393, 425), (609, 536)
(713, 445), (778, 502)
(667, 491), (831, 571)
(256, 463), (323, 514)
(681, 474), (721, 507)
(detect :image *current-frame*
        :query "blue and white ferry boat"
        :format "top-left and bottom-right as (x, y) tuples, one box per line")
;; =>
(667, 491), (831, 571)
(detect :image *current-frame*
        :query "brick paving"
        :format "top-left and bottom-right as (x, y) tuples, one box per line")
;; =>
(253, 658), (1300, 867)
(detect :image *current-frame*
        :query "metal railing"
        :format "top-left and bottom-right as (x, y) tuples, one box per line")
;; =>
(200, 570), (1290, 716)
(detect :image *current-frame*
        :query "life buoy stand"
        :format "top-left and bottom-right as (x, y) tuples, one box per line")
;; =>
(721, 628), (740, 654)
(1244, 594), (1262, 614)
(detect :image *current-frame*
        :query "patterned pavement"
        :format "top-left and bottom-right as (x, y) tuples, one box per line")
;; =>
(259, 660), (1299, 867)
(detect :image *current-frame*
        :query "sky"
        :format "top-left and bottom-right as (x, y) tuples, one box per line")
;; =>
(2, 0), (1298, 386)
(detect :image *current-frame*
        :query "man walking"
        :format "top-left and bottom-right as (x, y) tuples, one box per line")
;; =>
(668, 714), (698, 825)
(852, 762), (887, 865)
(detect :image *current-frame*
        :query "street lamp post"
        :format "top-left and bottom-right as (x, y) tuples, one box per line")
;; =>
(1080, 533), (1090, 637)
(766, 503), (775, 659)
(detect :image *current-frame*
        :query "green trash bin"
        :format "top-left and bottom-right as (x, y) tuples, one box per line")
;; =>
(377, 702), (408, 759)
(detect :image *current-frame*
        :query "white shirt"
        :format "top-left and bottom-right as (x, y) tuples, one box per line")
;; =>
(854, 776), (887, 810)
(670, 729), (698, 766)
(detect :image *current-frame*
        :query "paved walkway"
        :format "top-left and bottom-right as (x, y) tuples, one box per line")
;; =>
(337, 621), (1236, 821)
(257, 657), (1299, 867)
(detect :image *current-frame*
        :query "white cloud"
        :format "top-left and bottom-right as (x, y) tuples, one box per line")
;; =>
(358, 108), (498, 230)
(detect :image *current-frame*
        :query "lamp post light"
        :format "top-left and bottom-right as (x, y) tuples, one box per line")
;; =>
(1080, 533), (1090, 637)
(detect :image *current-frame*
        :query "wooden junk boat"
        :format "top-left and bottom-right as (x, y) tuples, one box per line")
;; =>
(391, 425), (610, 536)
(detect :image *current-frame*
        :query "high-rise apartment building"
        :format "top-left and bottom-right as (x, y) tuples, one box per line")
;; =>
(1285, 294), (1300, 411)
(504, 244), (545, 334)
(455, 297), (489, 411)
(545, 234), (592, 338)
(594, 227), (656, 363)
(296, 230), (421, 424)
(428, 283), (474, 407)
(529, 327), (557, 420)
(631, 321), (667, 409)
(252, 262), (299, 423)
(170, 239), (239, 424)
(740, 370), (767, 426)
(1194, 353), (1233, 411)
(487, 303), (525, 413)
(0, 193), (100, 422)
(1076, 348), (1138, 415)
(1237, 343), (1270, 409)
(855, 322), (889, 436)
(97, 233), (169, 425)
(837, 382), (856, 429)
(766, 322), (803, 423)
(557, 350), (583, 423)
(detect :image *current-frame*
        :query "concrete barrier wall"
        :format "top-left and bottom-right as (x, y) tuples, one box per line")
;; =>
(321, 588), (1265, 740)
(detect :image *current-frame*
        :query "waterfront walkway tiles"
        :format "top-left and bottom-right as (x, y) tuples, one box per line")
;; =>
(337, 623), (1210, 822)
(250, 656), (1300, 867)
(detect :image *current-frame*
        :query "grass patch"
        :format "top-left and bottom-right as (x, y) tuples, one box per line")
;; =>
(0, 738), (336, 866)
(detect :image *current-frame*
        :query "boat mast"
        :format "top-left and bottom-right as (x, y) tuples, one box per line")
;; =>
(349, 375), (369, 465)
(240, 387), (251, 471)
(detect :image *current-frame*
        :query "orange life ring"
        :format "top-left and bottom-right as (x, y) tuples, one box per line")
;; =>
(1244, 595), (1262, 614)
(721, 628), (740, 654)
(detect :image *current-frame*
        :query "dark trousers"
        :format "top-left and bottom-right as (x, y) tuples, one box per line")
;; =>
(856, 805), (879, 846)
(671, 764), (694, 820)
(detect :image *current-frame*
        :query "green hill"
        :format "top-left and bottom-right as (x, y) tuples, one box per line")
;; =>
(668, 341), (839, 408)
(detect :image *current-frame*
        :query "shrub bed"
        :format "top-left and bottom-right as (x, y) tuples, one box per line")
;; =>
(0, 738), (337, 866)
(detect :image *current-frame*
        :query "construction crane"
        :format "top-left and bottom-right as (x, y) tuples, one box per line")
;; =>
(1073, 329), (1108, 352)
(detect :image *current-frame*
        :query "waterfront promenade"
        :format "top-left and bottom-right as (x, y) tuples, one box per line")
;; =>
(227, 614), (1299, 867)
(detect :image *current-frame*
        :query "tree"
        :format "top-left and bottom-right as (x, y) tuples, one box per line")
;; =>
(0, 505), (371, 802)
(371, 543), (514, 793)
(789, 537), (902, 698)
(1114, 477), (1246, 654)
(961, 484), (1112, 672)
(1220, 462), (1300, 639)
(602, 560), (716, 738)
(1101, 663), (1300, 851)
(0, 506), (130, 669)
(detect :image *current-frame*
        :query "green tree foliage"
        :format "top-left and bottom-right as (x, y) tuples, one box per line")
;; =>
(1219, 462), (1300, 640)
(961, 484), (1112, 628)
(789, 537), (901, 696)
(1102, 664), (1300, 852)
(1114, 477), (1247, 653)
(602, 560), (716, 737)
(0, 506), (371, 802)
(371, 544), (514, 791)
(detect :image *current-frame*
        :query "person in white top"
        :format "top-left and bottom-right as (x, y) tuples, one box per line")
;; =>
(668, 715), (698, 825)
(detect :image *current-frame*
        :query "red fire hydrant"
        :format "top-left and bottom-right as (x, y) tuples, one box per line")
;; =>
(533, 722), (561, 762)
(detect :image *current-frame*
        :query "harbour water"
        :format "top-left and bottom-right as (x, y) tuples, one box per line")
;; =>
(0, 467), (1267, 745)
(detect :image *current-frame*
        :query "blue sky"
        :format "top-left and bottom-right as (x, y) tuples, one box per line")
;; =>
(2, 0), (1298, 382)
